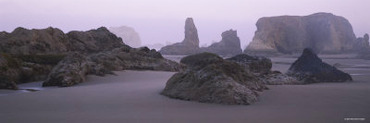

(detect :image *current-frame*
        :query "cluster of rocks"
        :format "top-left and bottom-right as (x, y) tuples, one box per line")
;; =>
(162, 48), (352, 105)
(161, 53), (267, 105)
(159, 18), (242, 56)
(245, 13), (369, 54)
(0, 27), (182, 89)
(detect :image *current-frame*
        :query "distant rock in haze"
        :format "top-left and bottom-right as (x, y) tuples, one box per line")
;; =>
(201, 29), (242, 56)
(354, 33), (370, 51)
(109, 26), (142, 48)
(159, 18), (200, 55)
(245, 13), (357, 54)
(161, 52), (267, 105)
(287, 48), (352, 83)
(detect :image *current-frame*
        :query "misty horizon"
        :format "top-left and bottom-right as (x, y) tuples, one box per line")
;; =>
(1, 0), (369, 49)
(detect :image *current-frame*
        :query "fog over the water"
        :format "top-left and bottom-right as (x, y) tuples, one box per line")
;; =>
(1, 0), (369, 49)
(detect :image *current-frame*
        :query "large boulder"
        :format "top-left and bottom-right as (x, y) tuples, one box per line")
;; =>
(159, 18), (200, 55)
(161, 52), (267, 105)
(109, 26), (142, 48)
(287, 48), (352, 83)
(201, 30), (242, 56)
(42, 53), (89, 87)
(245, 13), (357, 54)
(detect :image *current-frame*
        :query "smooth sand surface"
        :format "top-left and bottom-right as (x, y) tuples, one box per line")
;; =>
(1, 57), (370, 123)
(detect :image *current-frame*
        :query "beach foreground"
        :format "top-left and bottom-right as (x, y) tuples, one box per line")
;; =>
(1, 57), (370, 123)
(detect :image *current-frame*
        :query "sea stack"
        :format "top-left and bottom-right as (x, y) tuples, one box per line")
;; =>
(159, 18), (200, 55)
(245, 13), (357, 54)
(201, 29), (242, 56)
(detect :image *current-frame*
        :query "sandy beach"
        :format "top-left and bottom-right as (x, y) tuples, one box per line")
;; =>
(0, 57), (370, 123)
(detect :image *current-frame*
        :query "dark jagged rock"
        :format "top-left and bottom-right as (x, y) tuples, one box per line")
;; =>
(43, 46), (183, 87)
(42, 53), (89, 87)
(245, 13), (357, 54)
(226, 54), (272, 74)
(201, 30), (242, 56)
(159, 18), (200, 55)
(0, 54), (20, 89)
(161, 52), (267, 105)
(287, 48), (352, 83)
(226, 54), (301, 85)
(0, 27), (124, 55)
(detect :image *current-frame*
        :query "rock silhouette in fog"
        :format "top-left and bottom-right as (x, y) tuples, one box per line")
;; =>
(109, 26), (142, 48)
(245, 13), (358, 54)
(201, 30), (242, 56)
(159, 18), (200, 55)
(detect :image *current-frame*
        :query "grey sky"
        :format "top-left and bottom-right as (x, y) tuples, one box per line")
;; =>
(1, 0), (369, 49)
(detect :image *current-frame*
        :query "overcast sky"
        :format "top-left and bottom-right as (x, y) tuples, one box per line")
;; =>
(1, 0), (369, 49)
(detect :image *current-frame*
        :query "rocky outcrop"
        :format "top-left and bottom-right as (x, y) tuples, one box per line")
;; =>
(354, 33), (369, 51)
(161, 53), (267, 105)
(226, 54), (301, 85)
(0, 27), (124, 54)
(226, 54), (272, 74)
(159, 18), (200, 55)
(245, 13), (357, 54)
(201, 30), (242, 56)
(43, 46), (183, 87)
(109, 26), (142, 48)
(287, 48), (352, 83)
(0, 54), (20, 89)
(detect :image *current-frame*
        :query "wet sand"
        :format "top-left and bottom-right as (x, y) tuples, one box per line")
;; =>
(0, 57), (370, 123)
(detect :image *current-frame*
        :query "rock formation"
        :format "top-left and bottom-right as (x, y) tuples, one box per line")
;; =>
(354, 33), (370, 51)
(109, 26), (142, 48)
(245, 13), (357, 54)
(201, 30), (242, 56)
(161, 52), (267, 105)
(159, 18), (200, 55)
(226, 54), (300, 85)
(0, 27), (123, 54)
(0, 26), (182, 89)
(43, 46), (182, 87)
(287, 48), (352, 83)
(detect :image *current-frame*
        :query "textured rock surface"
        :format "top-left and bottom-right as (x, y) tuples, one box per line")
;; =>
(0, 27), (124, 54)
(109, 26), (142, 48)
(0, 54), (20, 89)
(287, 48), (352, 83)
(201, 30), (242, 56)
(245, 13), (357, 54)
(226, 54), (300, 85)
(159, 18), (200, 55)
(42, 53), (89, 87)
(226, 54), (272, 74)
(161, 53), (267, 105)
(43, 46), (183, 87)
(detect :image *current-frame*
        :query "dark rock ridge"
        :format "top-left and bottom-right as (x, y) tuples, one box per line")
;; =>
(287, 48), (352, 83)
(43, 46), (182, 87)
(161, 52), (267, 105)
(245, 13), (360, 54)
(201, 30), (242, 56)
(0, 27), (182, 89)
(159, 18), (200, 55)
(226, 54), (301, 85)
(109, 26), (142, 48)
(0, 27), (123, 54)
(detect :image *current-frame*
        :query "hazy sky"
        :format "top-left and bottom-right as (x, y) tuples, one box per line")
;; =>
(1, 0), (369, 49)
